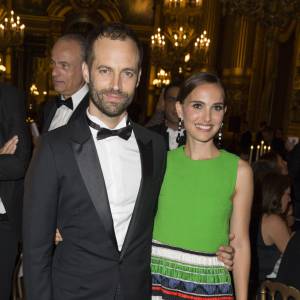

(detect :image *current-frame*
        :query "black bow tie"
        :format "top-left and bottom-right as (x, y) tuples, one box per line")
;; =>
(86, 116), (133, 141)
(56, 97), (73, 110)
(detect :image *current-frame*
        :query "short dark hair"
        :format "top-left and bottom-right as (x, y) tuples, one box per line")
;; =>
(261, 173), (290, 215)
(55, 33), (87, 62)
(163, 79), (182, 101)
(177, 72), (226, 105)
(86, 22), (143, 69)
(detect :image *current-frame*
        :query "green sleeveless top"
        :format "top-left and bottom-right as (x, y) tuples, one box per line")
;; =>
(153, 146), (239, 253)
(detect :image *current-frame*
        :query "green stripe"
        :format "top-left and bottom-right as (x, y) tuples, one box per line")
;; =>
(151, 256), (231, 284)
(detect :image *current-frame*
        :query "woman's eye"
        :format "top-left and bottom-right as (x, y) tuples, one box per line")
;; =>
(213, 105), (224, 111)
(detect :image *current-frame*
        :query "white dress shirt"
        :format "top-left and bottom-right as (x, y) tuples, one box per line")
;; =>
(87, 110), (142, 251)
(49, 84), (88, 131)
(0, 198), (5, 214)
(167, 127), (179, 150)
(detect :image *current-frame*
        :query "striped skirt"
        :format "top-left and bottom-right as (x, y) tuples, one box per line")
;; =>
(151, 241), (234, 300)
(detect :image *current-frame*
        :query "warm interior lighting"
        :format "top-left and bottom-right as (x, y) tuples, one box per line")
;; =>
(0, 9), (25, 49)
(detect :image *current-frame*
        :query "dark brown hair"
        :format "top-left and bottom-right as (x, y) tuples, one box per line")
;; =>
(261, 173), (290, 215)
(177, 72), (226, 105)
(86, 22), (143, 69)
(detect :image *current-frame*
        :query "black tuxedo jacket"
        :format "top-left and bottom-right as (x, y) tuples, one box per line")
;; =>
(41, 92), (89, 132)
(23, 113), (167, 300)
(288, 143), (300, 218)
(0, 84), (31, 238)
(149, 122), (186, 150)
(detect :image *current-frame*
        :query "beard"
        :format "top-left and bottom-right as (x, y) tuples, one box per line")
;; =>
(89, 80), (134, 117)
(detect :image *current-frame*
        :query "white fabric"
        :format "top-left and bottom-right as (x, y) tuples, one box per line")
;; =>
(0, 197), (6, 214)
(152, 240), (225, 267)
(49, 84), (88, 131)
(167, 127), (178, 150)
(87, 109), (141, 251)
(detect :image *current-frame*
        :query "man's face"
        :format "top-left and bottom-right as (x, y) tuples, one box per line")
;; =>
(164, 86), (180, 125)
(51, 39), (85, 98)
(83, 37), (141, 119)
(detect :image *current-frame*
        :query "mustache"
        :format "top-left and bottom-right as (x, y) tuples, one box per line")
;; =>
(100, 88), (128, 98)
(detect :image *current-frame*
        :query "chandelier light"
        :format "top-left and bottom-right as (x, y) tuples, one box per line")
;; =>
(0, 9), (25, 50)
(152, 68), (171, 87)
(151, 0), (210, 74)
(0, 57), (6, 72)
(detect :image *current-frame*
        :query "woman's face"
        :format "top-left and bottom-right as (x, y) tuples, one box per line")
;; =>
(281, 187), (291, 213)
(176, 83), (226, 144)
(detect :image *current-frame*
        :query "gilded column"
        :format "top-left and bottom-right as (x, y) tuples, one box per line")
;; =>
(146, 0), (162, 118)
(221, 14), (256, 131)
(200, 0), (222, 71)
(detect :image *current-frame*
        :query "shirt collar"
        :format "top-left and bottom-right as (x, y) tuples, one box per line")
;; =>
(61, 84), (88, 111)
(86, 108), (127, 130)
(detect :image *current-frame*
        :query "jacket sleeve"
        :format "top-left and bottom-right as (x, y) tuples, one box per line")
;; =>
(23, 136), (58, 300)
(0, 85), (31, 180)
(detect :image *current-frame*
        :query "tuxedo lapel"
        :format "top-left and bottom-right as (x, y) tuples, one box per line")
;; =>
(69, 92), (89, 122)
(70, 115), (118, 250)
(120, 124), (153, 260)
(43, 104), (56, 133)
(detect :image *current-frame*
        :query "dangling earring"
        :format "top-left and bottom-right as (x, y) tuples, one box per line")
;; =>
(176, 118), (183, 143)
(218, 122), (223, 146)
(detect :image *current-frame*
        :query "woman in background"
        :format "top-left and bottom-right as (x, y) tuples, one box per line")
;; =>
(256, 173), (292, 281)
(151, 73), (253, 300)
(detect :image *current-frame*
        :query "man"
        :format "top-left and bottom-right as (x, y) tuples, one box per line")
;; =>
(23, 23), (233, 300)
(0, 84), (31, 300)
(41, 33), (89, 132)
(149, 82), (186, 149)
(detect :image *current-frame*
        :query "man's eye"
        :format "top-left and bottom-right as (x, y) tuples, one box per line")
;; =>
(61, 63), (69, 69)
(193, 103), (203, 109)
(99, 68), (109, 74)
(124, 71), (134, 78)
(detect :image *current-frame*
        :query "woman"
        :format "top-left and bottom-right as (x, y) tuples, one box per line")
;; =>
(260, 151), (288, 175)
(151, 73), (253, 300)
(256, 173), (292, 281)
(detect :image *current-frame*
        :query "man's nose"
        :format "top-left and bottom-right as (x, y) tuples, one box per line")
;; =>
(112, 73), (121, 91)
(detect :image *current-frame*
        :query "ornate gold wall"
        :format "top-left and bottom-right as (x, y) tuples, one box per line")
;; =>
(0, 0), (299, 136)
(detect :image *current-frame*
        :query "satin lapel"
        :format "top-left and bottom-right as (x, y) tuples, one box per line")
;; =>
(71, 116), (118, 250)
(43, 104), (56, 133)
(120, 125), (153, 260)
(69, 93), (89, 122)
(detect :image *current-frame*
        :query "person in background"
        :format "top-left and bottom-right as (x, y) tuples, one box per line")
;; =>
(256, 173), (292, 282)
(151, 72), (253, 300)
(0, 84), (31, 300)
(41, 33), (89, 132)
(260, 151), (288, 175)
(287, 142), (300, 230)
(149, 81), (185, 150)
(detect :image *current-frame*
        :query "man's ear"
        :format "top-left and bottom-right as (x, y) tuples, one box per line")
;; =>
(175, 101), (183, 120)
(136, 69), (142, 87)
(82, 62), (90, 84)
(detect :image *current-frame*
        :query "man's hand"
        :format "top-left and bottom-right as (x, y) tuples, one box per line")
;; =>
(216, 233), (235, 270)
(54, 228), (63, 245)
(0, 135), (18, 155)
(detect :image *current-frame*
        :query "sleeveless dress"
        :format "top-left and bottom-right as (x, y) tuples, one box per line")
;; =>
(151, 146), (239, 300)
